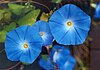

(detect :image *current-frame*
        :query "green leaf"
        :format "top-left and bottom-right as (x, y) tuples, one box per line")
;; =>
(0, 30), (7, 42)
(0, 9), (8, 20)
(41, 54), (49, 61)
(17, 9), (40, 26)
(22, 62), (30, 65)
(23, 6), (35, 14)
(8, 3), (25, 15)
(0, 10), (5, 20)
(0, 9), (12, 22)
(3, 11), (12, 22)
(40, 12), (49, 21)
(23, 3), (36, 14)
(3, 22), (16, 32)
(51, 0), (62, 3)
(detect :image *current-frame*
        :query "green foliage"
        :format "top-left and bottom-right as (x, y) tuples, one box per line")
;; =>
(2, 11), (12, 22)
(0, 3), (41, 42)
(0, 9), (12, 22)
(40, 12), (49, 21)
(41, 54), (49, 61)
(0, 10), (5, 20)
(0, 22), (16, 42)
(8, 3), (25, 15)
(51, 0), (62, 3)
(0, 30), (7, 42)
(22, 62), (31, 65)
(3, 22), (16, 32)
(23, 6), (35, 14)
(17, 9), (40, 26)
(40, 10), (55, 22)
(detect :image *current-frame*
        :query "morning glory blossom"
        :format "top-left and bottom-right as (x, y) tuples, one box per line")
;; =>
(50, 45), (76, 70)
(32, 20), (53, 46)
(5, 25), (43, 64)
(39, 58), (54, 70)
(49, 4), (91, 45)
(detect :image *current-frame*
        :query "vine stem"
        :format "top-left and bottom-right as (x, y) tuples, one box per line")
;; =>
(55, 63), (59, 70)
(0, 0), (50, 12)
(19, 64), (24, 70)
(0, 49), (20, 69)
(4, 62), (21, 70)
(0, 49), (4, 54)
(45, 46), (50, 55)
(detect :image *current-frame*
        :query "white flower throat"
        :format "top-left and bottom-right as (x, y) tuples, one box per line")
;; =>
(39, 32), (44, 36)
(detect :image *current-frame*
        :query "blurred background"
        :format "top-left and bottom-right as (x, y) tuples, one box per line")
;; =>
(0, 0), (100, 70)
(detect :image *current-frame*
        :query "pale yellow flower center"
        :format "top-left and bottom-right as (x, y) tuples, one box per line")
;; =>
(24, 43), (28, 48)
(67, 21), (72, 26)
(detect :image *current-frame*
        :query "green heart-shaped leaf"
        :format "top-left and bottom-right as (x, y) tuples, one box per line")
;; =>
(41, 54), (49, 61)
(40, 12), (49, 22)
(17, 9), (40, 26)
(0, 9), (12, 22)
(0, 30), (7, 42)
(8, 3), (25, 15)
(0, 10), (5, 20)
(3, 22), (16, 32)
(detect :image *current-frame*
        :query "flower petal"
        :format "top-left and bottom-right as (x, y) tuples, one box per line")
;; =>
(19, 48), (40, 64)
(94, 2), (100, 18)
(5, 37), (22, 61)
(25, 26), (43, 43)
(59, 56), (76, 70)
(69, 4), (90, 21)
(32, 20), (53, 46)
(39, 58), (54, 70)
(15, 25), (28, 41)
(49, 4), (91, 45)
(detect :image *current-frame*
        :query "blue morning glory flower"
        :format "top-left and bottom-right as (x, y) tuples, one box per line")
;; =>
(39, 45), (76, 70)
(50, 45), (70, 61)
(49, 4), (91, 45)
(39, 58), (54, 70)
(32, 20), (53, 46)
(5, 25), (43, 64)
(58, 56), (76, 70)
(94, 2), (100, 18)
(50, 45), (76, 70)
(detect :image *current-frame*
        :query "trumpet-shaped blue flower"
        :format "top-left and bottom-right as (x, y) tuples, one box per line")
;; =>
(39, 58), (54, 70)
(50, 45), (76, 70)
(5, 25), (43, 64)
(49, 4), (91, 45)
(32, 20), (53, 46)
(57, 56), (76, 70)
(94, 2), (100, 18)
(39, 45), (76, 70)
(50, 45), (70, 61)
